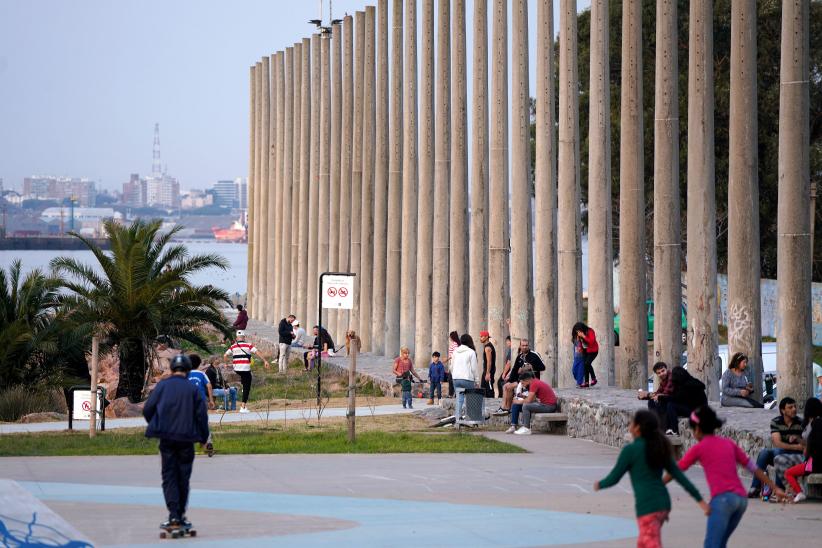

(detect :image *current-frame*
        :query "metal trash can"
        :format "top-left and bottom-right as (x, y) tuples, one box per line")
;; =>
(455, 388), (487, 429)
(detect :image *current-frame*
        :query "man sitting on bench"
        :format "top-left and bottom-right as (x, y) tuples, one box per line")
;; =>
(512, 371), (558, 436)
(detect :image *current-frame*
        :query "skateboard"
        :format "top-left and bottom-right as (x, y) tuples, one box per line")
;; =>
(431, 415), (456, 428)
(159, 523), (197, 539)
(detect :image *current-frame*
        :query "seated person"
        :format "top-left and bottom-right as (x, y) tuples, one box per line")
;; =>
(290, 320), (308, 348)
(663, 366), (707, 435)
(748, 397), (805, 498)
(720, 352), (764, 408)
(638, 362), (674, 416)
(494, 339), (545, 415)
(303, 325), (335, 371)
(505, 380), (530, 433)
(205, 361), (237, 411)
(510, 371), (558, 435)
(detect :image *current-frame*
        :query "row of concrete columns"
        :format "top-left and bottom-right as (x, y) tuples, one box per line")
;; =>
(247, 0), (813, 400)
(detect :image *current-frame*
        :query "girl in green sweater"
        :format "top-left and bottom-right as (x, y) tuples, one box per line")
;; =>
(595, 410), (709, 548)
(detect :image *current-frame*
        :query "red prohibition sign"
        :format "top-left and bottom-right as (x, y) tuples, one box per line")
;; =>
(81, 400), (92, 411)
(327, 287), (337, 297)
(338, 287), (349, 297)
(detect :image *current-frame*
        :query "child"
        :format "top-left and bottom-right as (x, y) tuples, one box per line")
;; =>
(400, 371), (413, 409)
(670, 406), (784, 547)
(595, 410), (708, 548)
(143, 354), (210, 532)
(427, 352), (445, 404)
(784, 397), (822, 503)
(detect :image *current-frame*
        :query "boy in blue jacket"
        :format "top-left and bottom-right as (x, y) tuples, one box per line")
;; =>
(143, 354), (210, 531)
(427, 351), (445, 404)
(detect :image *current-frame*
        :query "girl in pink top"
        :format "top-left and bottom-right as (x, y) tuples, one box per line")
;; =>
(670, 406), (784, 548)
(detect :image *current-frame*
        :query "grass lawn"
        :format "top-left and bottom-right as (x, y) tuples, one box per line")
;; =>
(247, 359), (385, 403)
(0, 416), (524, 457)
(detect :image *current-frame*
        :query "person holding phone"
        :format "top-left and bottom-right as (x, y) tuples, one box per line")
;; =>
(720, 353), (764, 408)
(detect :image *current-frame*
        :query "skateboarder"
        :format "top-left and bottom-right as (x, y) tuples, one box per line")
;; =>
(143, 354), (210, 533)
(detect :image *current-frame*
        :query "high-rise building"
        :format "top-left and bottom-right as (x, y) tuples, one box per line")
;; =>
(122, 174), (147, 208)
(146, 175), (181, 209)
(212, 180), (237, 208)
(235, 177), (248, 210)
(22, 176), (97, 206)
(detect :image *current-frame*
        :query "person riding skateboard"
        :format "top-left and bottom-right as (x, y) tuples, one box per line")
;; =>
(143, 354), (210, 532)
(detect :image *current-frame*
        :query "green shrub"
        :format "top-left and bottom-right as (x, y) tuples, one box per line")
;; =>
(0, 386), (67, 422)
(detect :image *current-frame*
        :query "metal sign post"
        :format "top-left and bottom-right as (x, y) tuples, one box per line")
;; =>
(317, 272), (356, 408)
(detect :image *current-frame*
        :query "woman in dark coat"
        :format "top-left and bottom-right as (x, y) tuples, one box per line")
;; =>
(664, 366), (707, 435)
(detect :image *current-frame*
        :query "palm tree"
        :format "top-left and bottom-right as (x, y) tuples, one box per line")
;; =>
(52, 219), (232, 402)
(0, 260), (67, 388)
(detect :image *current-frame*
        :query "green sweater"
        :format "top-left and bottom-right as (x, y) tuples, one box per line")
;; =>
(598, 437), (703, 517)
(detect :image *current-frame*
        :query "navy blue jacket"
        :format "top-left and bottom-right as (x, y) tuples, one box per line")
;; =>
(143, 375), (209, 444)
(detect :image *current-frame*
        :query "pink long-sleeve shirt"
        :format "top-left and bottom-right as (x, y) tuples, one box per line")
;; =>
(678, 435), (757, 498)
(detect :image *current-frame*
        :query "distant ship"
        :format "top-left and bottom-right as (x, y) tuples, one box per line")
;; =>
(212, 220), (247, 242)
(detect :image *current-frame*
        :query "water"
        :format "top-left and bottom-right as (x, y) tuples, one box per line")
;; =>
(0, 242), (248, 296)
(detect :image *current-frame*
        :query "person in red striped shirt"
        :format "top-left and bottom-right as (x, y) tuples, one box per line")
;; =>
(224, 330), (269, 413)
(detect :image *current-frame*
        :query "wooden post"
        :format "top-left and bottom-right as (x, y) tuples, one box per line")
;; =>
(89, 336), (99, 438)
(347, 339), (358, 443)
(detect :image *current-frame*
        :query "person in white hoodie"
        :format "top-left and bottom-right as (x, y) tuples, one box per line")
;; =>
(451, 334), (480, 418)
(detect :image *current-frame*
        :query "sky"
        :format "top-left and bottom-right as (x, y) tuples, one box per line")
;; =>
(0, 0), (590, 192)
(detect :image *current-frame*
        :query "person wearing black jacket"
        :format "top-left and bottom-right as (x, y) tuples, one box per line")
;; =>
(277, 315), (296, 373)
(143, 354), (209, 531)
(663, 366), (708, 435)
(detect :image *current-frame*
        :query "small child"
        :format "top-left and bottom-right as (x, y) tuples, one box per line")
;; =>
(400, 371), (413, 409)
(427, 352), (445, 404)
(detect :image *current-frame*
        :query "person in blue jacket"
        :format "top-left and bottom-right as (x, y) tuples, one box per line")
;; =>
(143, 354), (210, 531)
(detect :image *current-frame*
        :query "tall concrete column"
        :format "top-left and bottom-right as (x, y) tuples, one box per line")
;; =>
(488, 0), (509, 356)
(400, 0), (418, 353)
(652, 0), (681, 371)
(259, 56), (271, 322)
(320, 35), (331, 323)
(338, 16), (354, 334)
(414, 0), (435, 369)
(777, 0), (812, 402)
(511, 0), (532, 346)
(727, 0), (762, 399)
(557, 0), (582, 388)
(330, 23), (343, 339)
(350, 12), (366, 336)
(297, 38), (311, 324)
(618, 0), (646, 389)
(271, 53), (284, 322)
(247, 65), (257, 314)
(431, 0), (450, 353)
(686, 0), (718, 399)
(308, 34), (321, 327)
(280, 48), (294, 319)
(535, 0), (557, 384)
(372, 0), (389, 355)
(385, 0), (404, 357)
(291, 42), (302, 314)
(449, 0), (468, 335)
(469, 0), (489, 343)
(252, 61), (263, 317)
(359, 7), (376, 352)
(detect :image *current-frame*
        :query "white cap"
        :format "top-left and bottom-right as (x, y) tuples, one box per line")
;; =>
(293, 319), (300, 326)
(236, 330), (245, 337)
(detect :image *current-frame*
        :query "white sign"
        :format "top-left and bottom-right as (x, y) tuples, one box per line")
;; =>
(322, 274), (355, 309)
(72, 390), (100, 420)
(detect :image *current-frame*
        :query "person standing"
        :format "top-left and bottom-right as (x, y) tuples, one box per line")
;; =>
(479, 331), (496, 397)
(572, 322), (599, 387)
(720, 353), (764, 408)
(290, 319), (308, 348)
(143, 354), (210, 532)
(427, 351), (445, 404)
(224, 330), (270, 413)
(392, 346), (423, 381)
(277, 315), (296, 372)
(595, 410), (708, 548)
(669, 406), (784, 548)
(450, 334), (480, 419)
(497, 336), (512, 399)
(232, 304), (249, 331)
(445, 331), (460, 397)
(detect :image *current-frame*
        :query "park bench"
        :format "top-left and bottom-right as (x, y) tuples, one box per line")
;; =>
(806, 473), (822, 499)
(530, 412), (569, 434)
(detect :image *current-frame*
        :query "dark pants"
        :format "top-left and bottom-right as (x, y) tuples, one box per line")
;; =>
(480, 366), (496, 397)
(750, 448), (801, 490)
(446, 372), (455, 397)
(236, 370), (252, 403)
(511, 403), (523, 426)
(159, 439), (195, 521)
(497, 376), (506, 400)
(583, 351), (598, 383)
(649, 398), (691, 433)
(429, 381), (442, 400)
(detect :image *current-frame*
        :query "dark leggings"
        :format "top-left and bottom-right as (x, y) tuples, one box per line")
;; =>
(237, 370), (252, 403)
(584, 351), (598, 384)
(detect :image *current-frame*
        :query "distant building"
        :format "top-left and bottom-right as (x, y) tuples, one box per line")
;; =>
(211, 178), (248, 209)
(235, 177), (248, 210)
(146, 175), (180, 209)
(122, 173), (147, 208)
(22, 176), (97, 207)
(181, 189), (213, 210)
(40, 207), (122, 236)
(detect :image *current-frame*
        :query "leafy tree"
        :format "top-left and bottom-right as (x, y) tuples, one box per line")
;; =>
(52, 220), (232, 402)
(541, 1), (821, 280)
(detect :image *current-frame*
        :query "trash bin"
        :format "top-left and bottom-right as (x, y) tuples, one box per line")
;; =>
(455, 388), (487, 428)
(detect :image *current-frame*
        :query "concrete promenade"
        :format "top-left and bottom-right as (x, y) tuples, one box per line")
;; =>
(3, 433), (821, 547)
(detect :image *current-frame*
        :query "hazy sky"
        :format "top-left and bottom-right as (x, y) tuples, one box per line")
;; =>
(0, 0), (590, 192)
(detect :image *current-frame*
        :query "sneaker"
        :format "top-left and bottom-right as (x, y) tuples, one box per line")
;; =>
(239, 407), (250, 414)
(505, 425), (517, 434)
(492, 407), (510, 416)
(581, 382), (590, 388)
(747, 488), (761, 499)
(590, 379), (598, 387)
(765, 400), (778, 410)
(514, 427), (532, 435)
(402, 404), (406, 409)
(793, 492), (807, 503)
(409, 405), (413, 409)
(665, 429), (678, 436)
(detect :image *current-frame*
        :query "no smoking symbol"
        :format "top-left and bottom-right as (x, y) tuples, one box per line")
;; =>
(82, 400), (92, 412)
(338, 287), (348, 297)
(327, 287), (337, 297)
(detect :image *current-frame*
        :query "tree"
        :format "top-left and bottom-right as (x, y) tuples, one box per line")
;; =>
(52, 220), (232, 402)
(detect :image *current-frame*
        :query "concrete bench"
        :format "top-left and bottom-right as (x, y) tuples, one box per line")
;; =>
(530, 412), (568, 434)
(806, 473), (822, 499)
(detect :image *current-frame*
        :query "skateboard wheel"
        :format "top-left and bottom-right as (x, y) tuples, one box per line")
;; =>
(160, 532), (167, 539)
(172, 530), (181, 539)
(189, 530), (197, 537)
